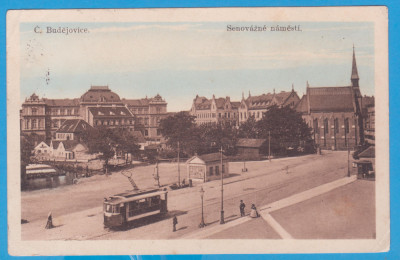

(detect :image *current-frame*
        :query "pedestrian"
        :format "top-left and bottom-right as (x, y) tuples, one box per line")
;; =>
(250, 204), (260, 218)
(239, 200), (246, 217)
(173, 215), (178, 232)
(45, 212), (54, 229)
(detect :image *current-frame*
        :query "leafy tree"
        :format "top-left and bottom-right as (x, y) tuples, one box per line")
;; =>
(159, 112), (198, 156)
(198, 122), (238, 156)
(111, 127), (141, 164)
(256, 105), (313, 155)
(238, 115), (258, 138)
(86, 127), (116, 172)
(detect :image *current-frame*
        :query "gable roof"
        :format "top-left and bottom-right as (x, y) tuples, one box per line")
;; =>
(307, 86), (355, 112)
(236, 138), (267, 148)
(295, 95), (308, 114)
(88, 106), (134, 118)
(56, 119), (93, 133)
(123, 98), (150, 107)
(197, 152), (228, 163)
(52, 140), (86, 151)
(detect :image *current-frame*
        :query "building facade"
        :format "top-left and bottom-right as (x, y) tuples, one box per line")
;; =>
(295, 48), (367, 150)
(122, 94), (168, 142)
(238, 88), (300, 124)
(186, 153), (229, 183)
(189, 95), (240, 126)
(21, 86), (169, 141)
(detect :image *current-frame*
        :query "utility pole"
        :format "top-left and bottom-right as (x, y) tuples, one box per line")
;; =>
(155, 160), (160, 187)
(347, 145), (351, 177)
(177, 140), (181, 187)
(268, 130), (271, 162)
(220, 146), (225, 224)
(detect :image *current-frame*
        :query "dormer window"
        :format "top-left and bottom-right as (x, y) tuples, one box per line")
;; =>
(110, 111), (115, 115)
(98, 111), (104, 115)
(121, 111), (126, 115)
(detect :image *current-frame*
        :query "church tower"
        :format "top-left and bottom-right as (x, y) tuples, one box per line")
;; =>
(351, 46), (364, 144)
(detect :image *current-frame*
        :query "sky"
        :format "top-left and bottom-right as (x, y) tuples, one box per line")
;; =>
(20, 22), (374, 112)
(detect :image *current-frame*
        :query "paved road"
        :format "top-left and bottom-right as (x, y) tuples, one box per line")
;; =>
(22, 151), (353, 240)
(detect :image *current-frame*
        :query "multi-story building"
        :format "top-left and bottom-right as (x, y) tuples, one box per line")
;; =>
(189, 95), (240, 126)
(295, 48), (366, 150)
(122, 94), (168, 142)
(238, 88), (300, 124)
(20, 86), (151, 141)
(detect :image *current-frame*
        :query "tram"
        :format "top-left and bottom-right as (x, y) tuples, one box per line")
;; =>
(103, 188), (168, 228)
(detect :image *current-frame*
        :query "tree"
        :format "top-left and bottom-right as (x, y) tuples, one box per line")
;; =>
(86, 127), (116, 172)
(256, 105), (313, 155)
(159, 112), (198, 156)
(238, 115), (258, 138)
(111, 127), (141, 164)
(198, 122), (238, 156)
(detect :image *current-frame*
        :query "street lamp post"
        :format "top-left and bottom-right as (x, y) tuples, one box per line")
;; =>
(347, 144), (351, 177)
(220, 146), (225, 224)
(199, 187), (206, 228)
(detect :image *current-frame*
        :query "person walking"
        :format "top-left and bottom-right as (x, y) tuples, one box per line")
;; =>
(173, 215), (178, 232)
(45, 212), (54, 229)
(239, 200), (246, 217)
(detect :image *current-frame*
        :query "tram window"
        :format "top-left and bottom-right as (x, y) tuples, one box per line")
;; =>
(105, 204), (112, 213)
(138, 198), (147, 208)
(151, 196), (160, 206)
(112, 205), (120, 213)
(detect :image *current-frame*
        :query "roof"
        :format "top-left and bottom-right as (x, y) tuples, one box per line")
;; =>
(88, 106), (133, 118)
(215, 98), (226, 109)
(351, 48), (359, 80)
(231, 102), (241, 109)
(307, 86), (355, 112)
(123, 94), (166, 107)
(295, 95), (308, 114)
(274, 91), (292, 104)
(52, 140), (84, 151)
(197, 152), (228, 163)
(80, 86), (122, 103)
(246, 93), (274, 109)
(358, 146), (375, 158)
(56, 119), (93, 133)
(105, 189), (167, 204)
(236, 138), (266, 148)
(194, 97), (212, 110)
(43, 98), (80, 107)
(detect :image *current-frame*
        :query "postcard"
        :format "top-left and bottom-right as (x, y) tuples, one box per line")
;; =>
(7, 7), (389, 255)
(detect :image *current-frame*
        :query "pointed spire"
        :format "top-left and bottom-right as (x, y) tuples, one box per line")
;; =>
(292, 83), (294, 92)
(242, 91), (244, 100)
(248, 91), (251, 98)
(306, 81), (309, 88)
(351, 45), (359, 80)
(273, 88), (275, 94)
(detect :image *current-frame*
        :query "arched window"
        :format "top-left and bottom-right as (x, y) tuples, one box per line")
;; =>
(32, 119), (37, 129)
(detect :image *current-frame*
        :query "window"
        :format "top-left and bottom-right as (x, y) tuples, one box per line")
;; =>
(324, 119), (329, 134)
(334, 118), (339, 134)
(67, 109), (72, 115)
(156, 107), (161, 114)
(222, 164), (225, 173)
(313, 119), (319, 134)
(209, 167), (213, 175)
(32, 119), (37, 129)
(215, 166), (220, 175)
(31, 108), (37, 115)
(345, 118), (349, 134)
(157, 129), (161, 136)
(60, 109), (64, 115)
(145, 130), (149, 136)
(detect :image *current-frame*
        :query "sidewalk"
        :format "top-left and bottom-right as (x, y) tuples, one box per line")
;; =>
(182, 175), (357, 239)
